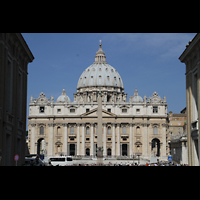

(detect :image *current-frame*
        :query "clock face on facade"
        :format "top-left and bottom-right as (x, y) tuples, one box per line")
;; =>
(41, 99), (44, 101)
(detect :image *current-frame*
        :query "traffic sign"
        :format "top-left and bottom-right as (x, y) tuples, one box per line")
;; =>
(168, 155), (172, 161)
(14, 154), (19, 161)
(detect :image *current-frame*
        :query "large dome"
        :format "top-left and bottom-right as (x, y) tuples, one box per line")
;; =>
(77, 42), (123, 90)
(77, 63), (123, 89)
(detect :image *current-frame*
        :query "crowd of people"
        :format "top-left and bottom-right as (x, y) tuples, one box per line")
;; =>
(52, 161), (188, 166)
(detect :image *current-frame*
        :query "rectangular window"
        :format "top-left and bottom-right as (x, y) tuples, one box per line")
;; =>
(122, 126), (127, 134)
(107, 127), (111, 134)
(153, 106), (158, 113)
(40, 126), (44, 135)
(153, 127), (158, 135)
(6, 59), (13, 113)
(136, 109), (140, 113)
(107, 109), (111, 112)
(70, 109), (75, 113)
(70, 126), (74, 135)
(57, 109), (61, 114)
(86, 127), (89, 135)
(122, 109), (127, 113)
(86, 109), (90, 113)
(18, 72), (23, 120)
(40, 107), (45, 113)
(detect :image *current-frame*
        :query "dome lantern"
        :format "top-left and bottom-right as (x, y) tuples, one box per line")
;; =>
(94, 40), (107, 64)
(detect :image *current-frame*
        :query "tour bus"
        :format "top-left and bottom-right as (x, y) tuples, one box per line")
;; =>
(48, 156), (73, 166)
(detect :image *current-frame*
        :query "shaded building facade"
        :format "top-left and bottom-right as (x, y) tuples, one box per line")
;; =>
(0, 33), (34, 165)
(179, 33), (200, 166)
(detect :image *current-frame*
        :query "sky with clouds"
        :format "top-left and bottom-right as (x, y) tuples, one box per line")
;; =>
(22, 33), (196, 130)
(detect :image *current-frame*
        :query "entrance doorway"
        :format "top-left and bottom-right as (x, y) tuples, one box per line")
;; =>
(107, 148), (111, 156)
(69, 144), (75, 156)
(86, 148), (90, 156)
(37, 138), (46, 156)
(151, 138), (160, 157)
(122, 144), (127, 156)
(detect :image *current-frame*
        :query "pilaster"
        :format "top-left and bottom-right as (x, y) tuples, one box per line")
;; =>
(103, 123), (106, 156)
(117, 123), (120, 156)
(48, 123), (55, 157)
(30, 123), (36, 154)
(90, 123), (94, 156)
(112, 123), (115, 156)
(77, 123), (80, 156)
(82, 123), (85, 156)
(62, 123), (68, 156)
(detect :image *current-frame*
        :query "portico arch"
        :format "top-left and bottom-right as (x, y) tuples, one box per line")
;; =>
(37, 138), (46, 156)
(151, 138), (160, 157)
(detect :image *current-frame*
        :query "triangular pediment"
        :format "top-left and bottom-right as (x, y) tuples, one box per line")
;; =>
(80, 108), (117, 117)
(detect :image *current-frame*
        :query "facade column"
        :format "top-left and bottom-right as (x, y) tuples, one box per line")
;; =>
(112, 123), (115, 156)
(103, 123), (106, 156)
(63, 123), (68, 156)
(162, 123), (167, 160)
(129, 123), (133, 157)
(132, 123), (135, 156)
(77, 123), (80, 156)
(30, 123), (36, 154)
(82, 123), (85, 156)
(186, 69), (193, 165)
(117, 123), (120, 156)
(48, 123), (54, 157)
(90, 123), (94, 157)
(142, 123), (148, 158)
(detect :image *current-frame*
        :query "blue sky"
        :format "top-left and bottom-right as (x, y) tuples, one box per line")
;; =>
(22, 33), (196, 130)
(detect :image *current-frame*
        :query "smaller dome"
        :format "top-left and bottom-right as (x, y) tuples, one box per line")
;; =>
(57, 89), (71, 103)
(131, 89), (143, 102)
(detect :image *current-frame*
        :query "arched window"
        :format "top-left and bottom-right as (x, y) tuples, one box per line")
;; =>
(57, 126), (61, 135)
(70, 126), (74, 135)
(40, 126), (44, 135)
(136, 126), (140, 134)
(122, 126), (127, 134)
(153, 126), (158, 135)
(86, 127), (90, 135)
(107, 126), (111, 134)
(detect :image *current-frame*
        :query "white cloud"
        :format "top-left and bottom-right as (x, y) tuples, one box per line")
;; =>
(102, 33), (196, 59)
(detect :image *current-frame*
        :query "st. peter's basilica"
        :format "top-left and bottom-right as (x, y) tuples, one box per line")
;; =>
(28, 42), (168, 160)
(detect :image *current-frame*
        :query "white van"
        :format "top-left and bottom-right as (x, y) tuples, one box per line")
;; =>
(49, 156), (73, 166)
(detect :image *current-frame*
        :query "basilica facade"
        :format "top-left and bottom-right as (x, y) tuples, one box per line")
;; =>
(28, 43), (168, 160)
